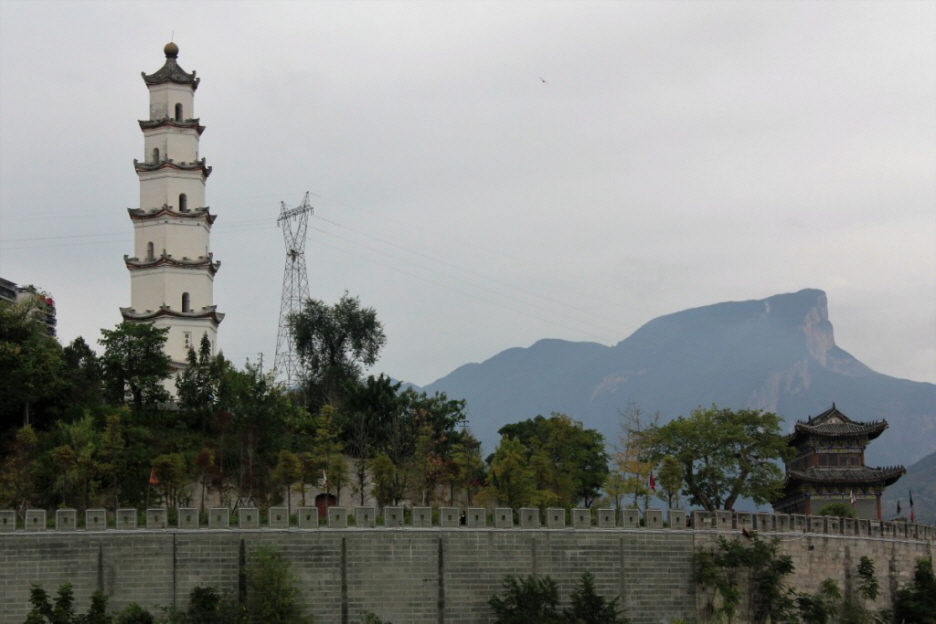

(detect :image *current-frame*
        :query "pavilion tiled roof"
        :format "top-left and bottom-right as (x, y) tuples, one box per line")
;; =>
(786, 466), (906, 486)
(788, 404), (888, 444)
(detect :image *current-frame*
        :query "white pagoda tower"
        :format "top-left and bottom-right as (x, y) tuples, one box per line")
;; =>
(121, 42), (223, 373)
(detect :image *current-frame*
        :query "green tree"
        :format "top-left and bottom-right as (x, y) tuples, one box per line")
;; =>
(245, 546), (310, 624)
(99, 322), (172, 410)
(796, 579), (841, 624)
(484, 436), (539, 510)
(496, 414), (609, 508)
(488, 575), (563, 624)
(612, 403), (657, 511)
(893, 557), (936, 624)
(100, 411), (128, 510)
(0, 424), (40, 512)
(175, 332), (222, 431)
(816, 502), (856, 518)
(694, 537), (796, 624)
(448, 432), (486, 506)
(290, 293), (386, 409)
(656, 454), (685, 510)
(61, 336), (105, 414)
(564, 572), (628, 624)
(272, 449), (301, 511)
(643, 406), (791, 511)
(0, 297), (65, 429)
(341, 375), (401, 505)
(152, 453), (188, 511)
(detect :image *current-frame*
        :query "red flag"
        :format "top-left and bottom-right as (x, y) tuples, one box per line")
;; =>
(148, 468), (160, 486)
(850, 490), (856, 507)
(649, 472), (656, 491)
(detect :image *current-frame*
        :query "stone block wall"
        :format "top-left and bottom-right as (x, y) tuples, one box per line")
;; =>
(0, 508), (932, 624)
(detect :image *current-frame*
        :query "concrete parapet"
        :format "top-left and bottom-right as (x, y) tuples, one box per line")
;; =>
(494, 508), (513, 528)
(0, 510), (15, 532)
(56, 509), (76, 532)
(208, 508), (229, 529)
(268, 507), (289, 529)
(572, 509), (590, 529)
(439, 507), (459, 528)
(775, 514), (790, 532)
(384, 506), (404, 528)
(146, 508), (167, 530)
(808, 515), (826, 533)
(755, 513), (773, 531)
(239, 508), (260, 529)
(857, 519), (870, 536)
(714, 510), (733, 530)
(545, 508), (566, 529)
(327, 507), (347, 528)
(355, 507), (376, 528)
(85, 509), (106, 531)
(621, 508), (639, 529)
(116, 508), (137, 530)
(178, 508), (199, 529)
(668, 509), (686, 529)
(871, 521), (884, 537)
(826, 516), (841, 535)
(467, 508), (485, 528)
(26, 509), (45, 531)
(597, 509), (616, 528)
(520, 508), (540, 528)
(691, 511), (712, 529)
(842, 518), (856, 535)
(645, 509), (663, 529)
(298, 507), (318, 529)
(412, 507), (432, 527)
(792, 514), (807, 532)
(736, 512), (752, 531)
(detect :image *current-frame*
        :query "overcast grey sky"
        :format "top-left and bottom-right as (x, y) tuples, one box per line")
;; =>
(1, 0), (934, 387)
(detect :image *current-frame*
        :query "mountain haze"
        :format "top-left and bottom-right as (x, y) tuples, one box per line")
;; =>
(422, 289), (935, 467)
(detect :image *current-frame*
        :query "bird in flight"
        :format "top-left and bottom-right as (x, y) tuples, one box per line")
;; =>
(540, 77), (547, 83)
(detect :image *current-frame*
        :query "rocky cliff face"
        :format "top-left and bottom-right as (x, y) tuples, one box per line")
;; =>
(423, 289), (935, 467)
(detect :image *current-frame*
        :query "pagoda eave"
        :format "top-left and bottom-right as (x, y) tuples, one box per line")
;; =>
(121, 305), (224, 325)
(128, 206), (216, 224)
(138, 117), (205, 135)
(785, 465), (906, 487)
(133, 159), (212, 178)
(124, 254), (220, 275)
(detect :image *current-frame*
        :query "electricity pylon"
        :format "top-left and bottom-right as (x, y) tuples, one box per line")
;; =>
(274, 192), (313, 388)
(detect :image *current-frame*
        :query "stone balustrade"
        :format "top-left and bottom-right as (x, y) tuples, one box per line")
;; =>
(0, 507), (931, 540)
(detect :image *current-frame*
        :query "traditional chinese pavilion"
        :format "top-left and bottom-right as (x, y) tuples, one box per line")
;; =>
(773, 404), (905, 520)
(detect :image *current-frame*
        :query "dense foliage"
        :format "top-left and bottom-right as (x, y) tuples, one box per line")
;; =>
(485, 413), (609, 510)
(488, 572), (628, 624)
(643, 406), (791, 511)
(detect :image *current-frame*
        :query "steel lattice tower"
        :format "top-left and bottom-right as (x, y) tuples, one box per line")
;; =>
(274, 192), (313, 387)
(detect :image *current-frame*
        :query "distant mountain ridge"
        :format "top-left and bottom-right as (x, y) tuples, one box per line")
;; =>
(421, 289), (935, 468)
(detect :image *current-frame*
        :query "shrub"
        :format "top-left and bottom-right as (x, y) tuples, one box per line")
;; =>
(114, 603), (154, 624)
(245, 546), (309, 624)
(893, 557), (936, 624)
(488, 575), (563, 624)
(564, 572), (628, 624)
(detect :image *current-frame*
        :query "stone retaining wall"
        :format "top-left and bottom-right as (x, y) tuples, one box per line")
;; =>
(0, 507), (932, 624)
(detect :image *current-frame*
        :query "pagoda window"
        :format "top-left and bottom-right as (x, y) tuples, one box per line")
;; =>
(174, 103), (183, 122)
(146, 242), (155, 261)
(182, 292), (190, 313)
(152, 147), (160, 164)
(179, 193), (188, 212)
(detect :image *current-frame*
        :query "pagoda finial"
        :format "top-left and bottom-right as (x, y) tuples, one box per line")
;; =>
(164, 42), (179, 59)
